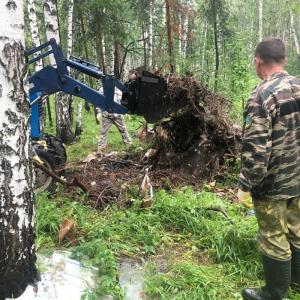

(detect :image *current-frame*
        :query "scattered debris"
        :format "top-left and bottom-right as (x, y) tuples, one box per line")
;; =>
(140, 168), (153, 208)
(33, 161), (88, 193)
(58, 219), (75, 243)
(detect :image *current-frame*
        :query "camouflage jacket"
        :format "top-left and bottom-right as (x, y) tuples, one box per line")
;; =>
(239, 71), (300, 201)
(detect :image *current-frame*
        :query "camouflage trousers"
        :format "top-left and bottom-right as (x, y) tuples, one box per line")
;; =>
(98, 114), (131, 149)
(254, 198), (300, 261)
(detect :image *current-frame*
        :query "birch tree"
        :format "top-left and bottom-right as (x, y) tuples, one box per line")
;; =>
(166, 0), (175, 73)
(148, 0), (154, 69)
(258, 0), (263, 41)
(66, 0), (75, 123)
(0, 0), (37, 298)
(290, 9), (300, 56)
(181, 3), (189, 59)
(27, 0), (42, 70)
(67, 0), (74, 58)
(44, 0), (75, 144)
(28, 0), (49, 129)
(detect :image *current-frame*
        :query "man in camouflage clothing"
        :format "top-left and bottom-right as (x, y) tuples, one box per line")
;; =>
(97, 87), (132, 152)
(238, 38), (300, 300)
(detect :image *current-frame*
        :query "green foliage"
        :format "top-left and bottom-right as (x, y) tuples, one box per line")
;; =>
(36, 186), (262, 298)
(286, 56), (300, 77)
(217, 38), (259, 121)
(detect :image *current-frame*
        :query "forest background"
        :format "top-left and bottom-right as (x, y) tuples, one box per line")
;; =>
(25, 0), (300, 121)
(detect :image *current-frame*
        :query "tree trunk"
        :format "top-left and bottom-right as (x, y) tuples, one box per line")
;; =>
(114, 40), (121, 79)
(98, 31), (106, 73)
(67, 0), (74, 124)
(258, 0), (263, 41)
(165, 0), (175, 73)
(67, 0), (74, 58)
(44, 0), (75, 144)
(79, 10), (91, 111)
(181, 9), (188, 59)
(290, 9), (300, 56)
(142, 23), (148, 69)
(148, 0), (154, 69)
(0, 1), (38, 298)
(75, 102), (83, 136)
(201, 22), (208, 72)
(27, 0), (42, 71)
(213, 1), (219, 90)
(28, 0), (48, 130)
(43, 0), (59, 65)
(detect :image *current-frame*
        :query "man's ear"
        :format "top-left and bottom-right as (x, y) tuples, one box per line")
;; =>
(255, 56), (265, 69)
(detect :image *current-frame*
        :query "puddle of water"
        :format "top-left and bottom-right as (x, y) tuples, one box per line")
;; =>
(118, 258), (146, 300)
(10, 251), (97, 300)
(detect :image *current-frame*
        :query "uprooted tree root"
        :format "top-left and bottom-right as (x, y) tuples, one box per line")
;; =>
(151, 74), (241, 179)
(50, 75), (241, 209)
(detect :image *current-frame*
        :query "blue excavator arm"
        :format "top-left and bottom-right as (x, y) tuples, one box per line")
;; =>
(26, 38), (169, 138)
(26, 39), (128, 138)
(26, 38), (128, 113)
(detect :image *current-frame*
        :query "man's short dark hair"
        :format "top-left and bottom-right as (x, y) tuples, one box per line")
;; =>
(255, 38), (286, 65)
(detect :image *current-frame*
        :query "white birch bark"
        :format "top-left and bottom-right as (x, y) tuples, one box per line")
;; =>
(0, 0), (37, 297)
(258, 0), (263, 41)
(75, 102), (82, 136)
(44, 0), (74, 143)
(178, 13), (182, 59)
(290, 9), (300, 56)
(28, 0), (42, 70)
(28, 0), (47, 131)
(148, 0), (154, 68)
(201, 22), (208, 71)
(67, 0), (74, 58)
(44, 0), (59, 66)
(181, 12), (188, 59)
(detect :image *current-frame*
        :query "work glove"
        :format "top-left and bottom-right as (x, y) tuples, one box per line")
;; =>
(237, 189), (252, 208)
(96, 113), (102, 123)
(33, 155), (44, 165)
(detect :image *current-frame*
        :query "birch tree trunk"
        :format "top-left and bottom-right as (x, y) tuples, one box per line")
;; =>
(28, 0), (42, 71)
(43, 0), (59, 66)
(98, 32), (106, 74)
(78, 8), (91, 111)
(290, 9), (300, 56)
(67, 0), (74, 58)
(0, 1), (37, 298)
(258, 0), (263, 41)
(75, 102), (82, 137)
(165, 0), (175, 73)
(66, 0), (74, 123)
(178, 11), (182, 60)
(114, 40), (121, 79)
(201, 22), (208, 71)
(181, 9), (188, 59)
(142, 23), (148, 68)
(44, 0), (75, 144)
(148, 0), (154, 69)
(212, 1), (219, 90)
(28, 0), (48, 129)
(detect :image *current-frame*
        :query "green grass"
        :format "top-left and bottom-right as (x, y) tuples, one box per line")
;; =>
(36, 98), (300, 299)
(36, 187), (261, 299)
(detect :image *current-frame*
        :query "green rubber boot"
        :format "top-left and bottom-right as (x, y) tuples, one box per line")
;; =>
(291, 246), (300, 292)
(242, 254), (291, 300)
